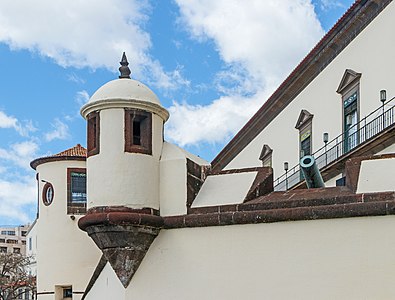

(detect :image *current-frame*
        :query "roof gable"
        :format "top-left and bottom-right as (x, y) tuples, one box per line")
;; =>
(295, 110), (314, 130)
(55, 144), (87, 157)
(336, 69), (362, 94)
(259, 144), (273, 161)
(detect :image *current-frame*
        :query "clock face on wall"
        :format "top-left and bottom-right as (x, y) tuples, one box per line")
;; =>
(42, 182), (54, 206)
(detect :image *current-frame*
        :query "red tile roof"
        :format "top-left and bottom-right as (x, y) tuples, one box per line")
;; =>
(53, 144), (87, 157)
(30, 144), (86, 170)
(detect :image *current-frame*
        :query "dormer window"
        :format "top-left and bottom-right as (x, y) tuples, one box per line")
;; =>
(125, 109), (152, 155)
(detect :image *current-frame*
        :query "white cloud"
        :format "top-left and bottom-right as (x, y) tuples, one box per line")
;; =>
(0, 111), (36, 137)
(319, 0), (345, 10)
(67, 73), (86, 84)
(0, 0), (187, 90)
(176, 0), (323, 86)
(166, 90), (268, 146)
(0, 176), (36, 224)
(167, 0), (325, 146)
(44, 119), (70, 142)
(0, 111), (18, 129)
(75, 90), (90, 106)
(0, 142), (37, 223)
(0, 141), (39, 170)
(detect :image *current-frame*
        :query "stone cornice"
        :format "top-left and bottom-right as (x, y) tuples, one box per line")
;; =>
(80, 98), (169, 122)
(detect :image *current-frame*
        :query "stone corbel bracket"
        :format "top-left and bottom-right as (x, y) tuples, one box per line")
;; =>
(78, 206), (163, 288)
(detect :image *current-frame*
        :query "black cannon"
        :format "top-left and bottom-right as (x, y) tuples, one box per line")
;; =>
(300, 155), (325, 188)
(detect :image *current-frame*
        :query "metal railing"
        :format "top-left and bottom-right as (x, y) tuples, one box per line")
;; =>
(274, 96), (395, 191)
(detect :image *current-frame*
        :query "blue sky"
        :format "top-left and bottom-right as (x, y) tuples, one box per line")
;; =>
(0, 0), (354, 225)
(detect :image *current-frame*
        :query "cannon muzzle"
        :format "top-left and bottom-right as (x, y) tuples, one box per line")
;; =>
(300, 155), (325, 189)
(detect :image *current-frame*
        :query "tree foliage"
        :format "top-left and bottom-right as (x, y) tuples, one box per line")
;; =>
(0, 253), (35, 300)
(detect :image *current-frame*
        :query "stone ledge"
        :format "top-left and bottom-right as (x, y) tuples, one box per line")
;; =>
(165, 199), (395, 229)
(78, 210), (163, 231)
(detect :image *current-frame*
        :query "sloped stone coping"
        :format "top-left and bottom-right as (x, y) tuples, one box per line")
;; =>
(165, 191), (395, 229)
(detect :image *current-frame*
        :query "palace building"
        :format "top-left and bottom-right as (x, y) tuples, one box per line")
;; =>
(28, 1), (395, 299)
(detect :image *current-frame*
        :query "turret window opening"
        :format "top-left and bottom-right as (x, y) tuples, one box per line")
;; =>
(87, 112), (100, 157)
(125, 109), (152, 155)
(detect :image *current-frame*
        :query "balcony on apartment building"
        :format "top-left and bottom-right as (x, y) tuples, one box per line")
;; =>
(274, 93), (395, 191)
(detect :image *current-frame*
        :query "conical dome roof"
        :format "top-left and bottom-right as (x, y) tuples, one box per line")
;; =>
(80, 53), (169, 122)
(89, 78), (160, 105)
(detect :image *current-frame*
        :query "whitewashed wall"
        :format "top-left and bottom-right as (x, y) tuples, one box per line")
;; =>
(35, 160), (101, 300)
(87, 108), (163, 210)
(357, 157), (395, 193)
(84, 263), (125, 300)
(123, 216), (395, 300)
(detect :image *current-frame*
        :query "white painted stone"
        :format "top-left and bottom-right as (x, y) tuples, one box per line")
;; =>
(160, 142), (209, 216)
(125, 216), (395, 300)
(35, 161), (101, 298)
(87, 108), (161, 209)
(357, 157), (395, 193)
(192, 171), (257, 207)
(376, 143), (395, 155)
(84, 262), (125, 300)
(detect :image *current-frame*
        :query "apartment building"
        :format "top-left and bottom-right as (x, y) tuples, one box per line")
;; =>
(0, 225), (28, 255)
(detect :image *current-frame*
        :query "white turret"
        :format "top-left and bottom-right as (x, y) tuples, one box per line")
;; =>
(80, 53), (169, 211)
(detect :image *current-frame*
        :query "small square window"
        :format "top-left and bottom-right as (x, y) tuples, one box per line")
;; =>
(63, 287), (72, 299)
(124, 110), (152, 155)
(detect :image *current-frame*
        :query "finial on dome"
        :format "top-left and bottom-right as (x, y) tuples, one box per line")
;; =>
(119, 52), (131, 79)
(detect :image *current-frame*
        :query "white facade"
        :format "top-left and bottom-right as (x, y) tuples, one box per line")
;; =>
(122, 216), (395, 300)
(223, 2), (395, 188)
(31, 155), (101, 299)
(0, 224), (28, 255)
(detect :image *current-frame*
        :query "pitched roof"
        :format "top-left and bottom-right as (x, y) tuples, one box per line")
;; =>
(54, 144), (87, 157)
(30, 144), (87, 170)
(211, 0), (392, 172)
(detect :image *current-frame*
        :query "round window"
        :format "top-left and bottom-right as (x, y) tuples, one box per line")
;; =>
(42, 182), (54, 206)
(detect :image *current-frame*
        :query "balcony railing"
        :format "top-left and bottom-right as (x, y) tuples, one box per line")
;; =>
(274, 96), (395, 191)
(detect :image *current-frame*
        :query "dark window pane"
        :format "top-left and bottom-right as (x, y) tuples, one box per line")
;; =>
(301, 137), (311, 156)
(71, 172), (86, 203)
(133, 120), (141, 145)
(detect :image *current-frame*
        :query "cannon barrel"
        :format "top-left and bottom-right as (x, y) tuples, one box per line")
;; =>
(300, 155), (325, 189)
